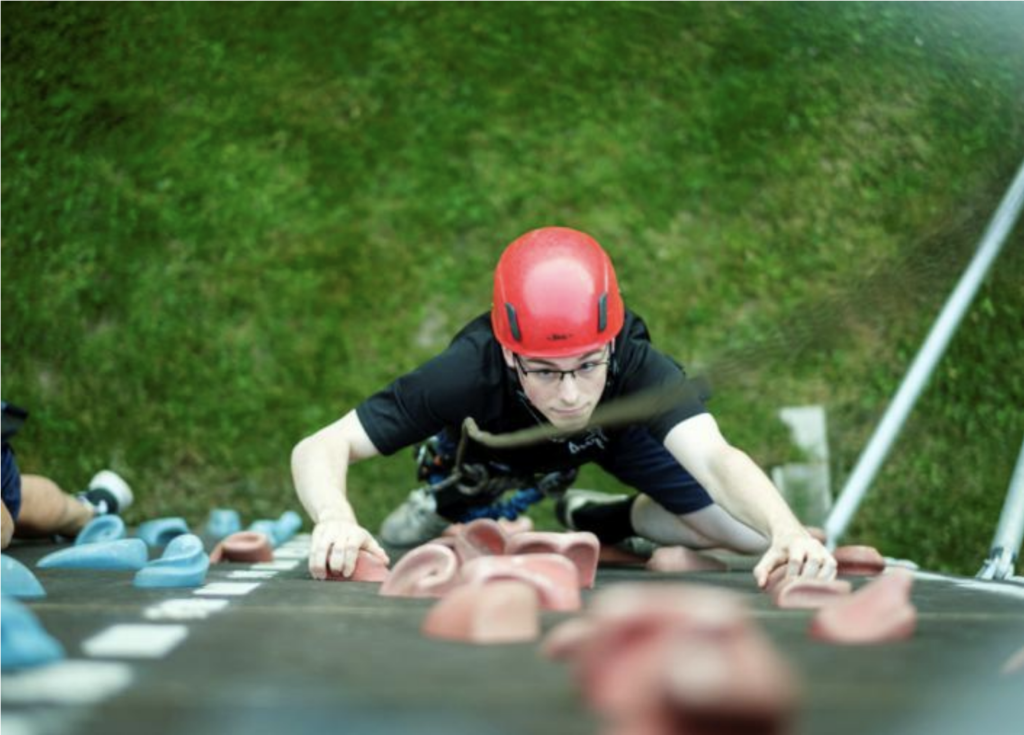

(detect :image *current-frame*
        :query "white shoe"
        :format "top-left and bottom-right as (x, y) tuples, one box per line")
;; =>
(80, 470), (134, 515)
(379, 487), (451, 546)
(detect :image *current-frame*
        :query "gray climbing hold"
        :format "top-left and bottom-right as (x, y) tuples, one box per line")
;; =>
(134, 534), (209, 588)
(247, 511), (304, 548)
(1, 555), (46, 598)
(204, 508), (241, 541)
(75, 514), (127, 546)
(1, 595), (65, 670)
(136, 517), (190, 547)
(38, 539), (149, 571)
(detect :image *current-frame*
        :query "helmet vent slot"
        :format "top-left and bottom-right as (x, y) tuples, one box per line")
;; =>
(505, 303), (522, 342)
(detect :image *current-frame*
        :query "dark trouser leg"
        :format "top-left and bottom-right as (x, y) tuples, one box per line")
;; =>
(560, 426), (716, 545)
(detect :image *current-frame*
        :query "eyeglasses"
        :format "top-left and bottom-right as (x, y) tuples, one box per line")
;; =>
(514, 349), (612, 387)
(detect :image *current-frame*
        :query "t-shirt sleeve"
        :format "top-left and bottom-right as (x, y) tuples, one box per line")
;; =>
(355, 340), (484, 456)
(616, 341), (708, 443)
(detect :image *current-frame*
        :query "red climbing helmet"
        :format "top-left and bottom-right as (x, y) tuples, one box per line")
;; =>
(491, 227), (625, 358)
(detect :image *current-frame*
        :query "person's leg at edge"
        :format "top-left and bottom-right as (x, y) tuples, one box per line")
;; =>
(13, 474), (94, 539)
(2, 441), (21, 548)
(2, 502), (15, 549)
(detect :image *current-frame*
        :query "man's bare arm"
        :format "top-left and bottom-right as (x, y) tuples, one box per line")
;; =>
(291, 410), (388, 579)
(664, 413), (836, 586)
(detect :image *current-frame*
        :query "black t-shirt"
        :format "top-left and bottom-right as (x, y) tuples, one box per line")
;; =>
(356, 310), (707, 475)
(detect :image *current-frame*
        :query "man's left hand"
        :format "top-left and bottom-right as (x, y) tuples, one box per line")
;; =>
(753, 531), (837, 589)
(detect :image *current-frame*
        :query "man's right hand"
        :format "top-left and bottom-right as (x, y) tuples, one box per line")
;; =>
(308, 517), (390, 580)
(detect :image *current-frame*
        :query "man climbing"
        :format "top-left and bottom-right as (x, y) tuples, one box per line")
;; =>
(292, 226), (836, 585)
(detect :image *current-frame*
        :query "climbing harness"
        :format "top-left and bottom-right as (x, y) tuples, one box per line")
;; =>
(412, 429), (577, 523)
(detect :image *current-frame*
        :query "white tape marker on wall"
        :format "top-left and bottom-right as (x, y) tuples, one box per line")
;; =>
(272, 547), (309, 560)
(82, 624), (189, 659)
(1, 661), (135, 703)
(143, 598), (230, 621)
(194, 582), (262, 596)
(226, 570), (278, 580)
(251, 560), (300, 571)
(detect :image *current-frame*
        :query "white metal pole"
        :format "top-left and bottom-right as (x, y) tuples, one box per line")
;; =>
(825, 159), (1024, 546)
(977, 436), (1024, 581)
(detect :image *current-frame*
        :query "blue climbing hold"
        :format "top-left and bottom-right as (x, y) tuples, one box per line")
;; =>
(38, 539), (149, 571)
(136, 517), (190, 547)
(1, 595), (65, 670)
(248, 520), (281, 547)
(274, 510), (303, 544)
(134, 533), (209, 588)
(204, 508), (242, 541)
(246, 511), (304, 547)
(75, 514), (127, 546)
(1, 555), (46, 598)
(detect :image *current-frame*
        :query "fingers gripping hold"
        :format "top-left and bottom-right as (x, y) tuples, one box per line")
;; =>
(329, 540), (354, 578)
(309, 519), (386, 580)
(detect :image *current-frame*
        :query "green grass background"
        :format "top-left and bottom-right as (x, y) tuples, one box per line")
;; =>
(2, 2), (1022, 575)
